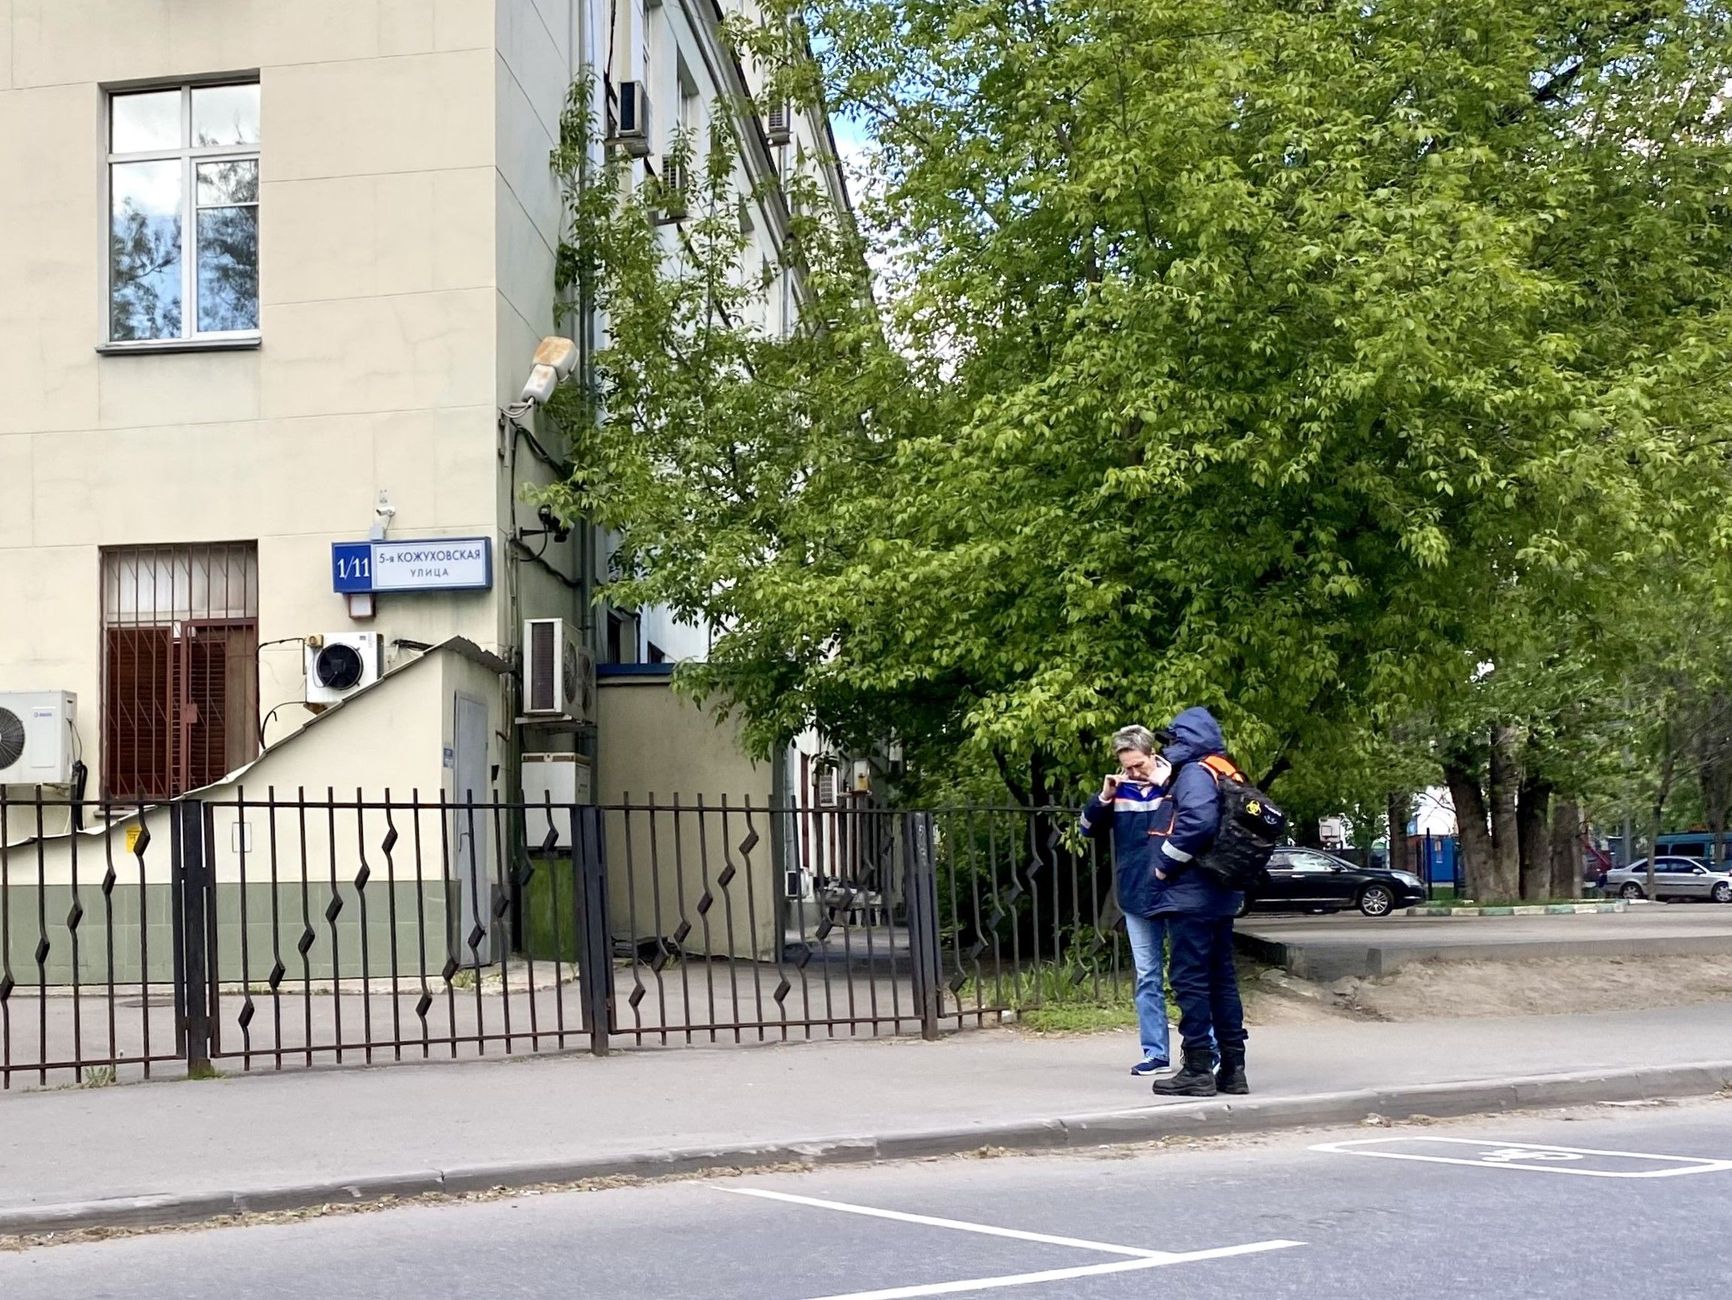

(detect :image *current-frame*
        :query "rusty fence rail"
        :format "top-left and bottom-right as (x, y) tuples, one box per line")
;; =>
(1, 790), (1134, 1086)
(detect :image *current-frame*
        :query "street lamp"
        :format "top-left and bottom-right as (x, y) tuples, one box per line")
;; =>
(516, 336), (580, 410)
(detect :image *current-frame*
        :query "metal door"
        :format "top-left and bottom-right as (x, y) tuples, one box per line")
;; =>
(452, 694), (492, 966)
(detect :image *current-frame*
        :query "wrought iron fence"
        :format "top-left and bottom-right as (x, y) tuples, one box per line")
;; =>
(1, 790), (1142, 1087)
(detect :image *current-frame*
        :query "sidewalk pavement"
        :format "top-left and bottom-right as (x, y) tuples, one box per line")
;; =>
(3, 1003), (1730, 1236)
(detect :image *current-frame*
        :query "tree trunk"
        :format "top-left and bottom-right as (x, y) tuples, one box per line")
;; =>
(1443, 758), (1494, 902)
(1487, 723), (1522, 902)
(1647, 720), (1678, 897)
(1517, 771), (1553, 901)
(1386, 789), (1413, 876)
(1647, 804), (1665, 896)
(1549, 800), (1583, 899)
(1695, 689), (1732, 868)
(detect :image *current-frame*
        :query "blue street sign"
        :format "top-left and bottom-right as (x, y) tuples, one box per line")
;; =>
(331, 538), (492, 594)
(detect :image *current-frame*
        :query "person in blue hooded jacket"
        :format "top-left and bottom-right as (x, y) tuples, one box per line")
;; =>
(1145, 707), (1249, 1098)
(1079, 725), (1175, 1075)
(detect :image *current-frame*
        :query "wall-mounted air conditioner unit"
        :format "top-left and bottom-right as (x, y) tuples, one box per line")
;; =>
(523, 618), (596, 723)
(304, 633), (383, 706)
(0, 691), (76, 786)
(765, 100), (793, 146)
(655, 156), (689, 224)
(610, 81), (653, 158)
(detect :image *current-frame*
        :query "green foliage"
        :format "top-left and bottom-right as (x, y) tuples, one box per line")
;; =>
(546, 3), (1732, 811)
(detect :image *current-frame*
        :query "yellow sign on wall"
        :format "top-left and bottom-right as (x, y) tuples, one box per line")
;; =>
(124, 826), (143, 854)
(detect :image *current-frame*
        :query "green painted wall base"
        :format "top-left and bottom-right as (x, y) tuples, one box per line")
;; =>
(1, 882), (459, 985)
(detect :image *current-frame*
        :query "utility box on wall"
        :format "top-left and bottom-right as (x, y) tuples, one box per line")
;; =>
(522, 753), (592, 850)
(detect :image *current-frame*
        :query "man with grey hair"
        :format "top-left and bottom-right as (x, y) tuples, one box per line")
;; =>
(1080, 725), (1175, 1076)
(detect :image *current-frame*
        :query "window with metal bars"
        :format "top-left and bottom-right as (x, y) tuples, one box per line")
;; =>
(101, 544), (259, 800)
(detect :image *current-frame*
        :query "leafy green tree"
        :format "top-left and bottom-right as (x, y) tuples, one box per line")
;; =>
(548, 2), (1732, 829)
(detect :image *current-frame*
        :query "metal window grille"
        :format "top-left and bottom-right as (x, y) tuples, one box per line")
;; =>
(101, 544), (259, 800)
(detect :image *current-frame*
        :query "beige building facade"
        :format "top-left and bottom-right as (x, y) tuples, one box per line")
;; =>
(0, 0), (847, 818)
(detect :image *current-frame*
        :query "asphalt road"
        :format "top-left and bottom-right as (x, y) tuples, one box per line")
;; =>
(5, 1100), (1731, 1299)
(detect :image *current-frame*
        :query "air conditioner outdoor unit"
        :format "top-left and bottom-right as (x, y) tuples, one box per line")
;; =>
(304, 633), (383, 706)
(521, 753), (594, 850)
(655, 156), (689, 224)
(523, 618), (596, 723)
(610, 81), (653, 158)
(0, 691), (76, 787)
(765, 100), (793, 146)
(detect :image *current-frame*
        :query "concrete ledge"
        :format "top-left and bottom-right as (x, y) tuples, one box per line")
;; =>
(1235, 932), (1732, 982)
(3, 1061), (1727, 1241)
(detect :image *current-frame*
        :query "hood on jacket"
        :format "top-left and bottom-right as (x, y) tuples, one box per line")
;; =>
(1162, 707), (1226, 768)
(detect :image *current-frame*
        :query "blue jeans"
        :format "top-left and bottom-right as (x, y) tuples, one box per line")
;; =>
(1167, 915), (1247, 1060)
(1123, 913), (1172, 1064)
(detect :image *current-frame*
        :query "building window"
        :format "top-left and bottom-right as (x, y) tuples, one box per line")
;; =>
(106, 81), (260, 345)
(101, 544), (259, 800)
(647, 642), (667, 665)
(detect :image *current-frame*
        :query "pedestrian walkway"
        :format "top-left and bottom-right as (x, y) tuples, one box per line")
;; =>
(2, 1003), (1729, 1228)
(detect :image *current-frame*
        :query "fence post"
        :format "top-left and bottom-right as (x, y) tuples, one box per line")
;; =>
(570, 805), (612, 1057)
(902, 812), (943, 1041)
(170, 799), (213, 1075)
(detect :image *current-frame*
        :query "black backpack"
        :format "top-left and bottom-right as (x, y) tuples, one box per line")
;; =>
(1190, 755), (1287, 890)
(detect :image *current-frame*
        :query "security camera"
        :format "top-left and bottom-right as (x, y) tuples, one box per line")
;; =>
(537, 505), (572, 543)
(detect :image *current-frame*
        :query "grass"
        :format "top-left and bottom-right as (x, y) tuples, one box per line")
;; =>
(1020, 1002), (1138, 1033)
(961, 962), (1172, 1035)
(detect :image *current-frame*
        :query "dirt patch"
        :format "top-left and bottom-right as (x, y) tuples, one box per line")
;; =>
(1331, 954), (1732, 1020)
(1242, 966), (1359, 1025)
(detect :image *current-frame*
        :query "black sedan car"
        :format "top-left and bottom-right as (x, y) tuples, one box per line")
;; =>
(1237, 847), (1429, 918)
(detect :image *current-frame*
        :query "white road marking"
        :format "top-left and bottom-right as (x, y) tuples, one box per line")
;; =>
(788, 1241), (1306, 1300)
(1310, 1136), (1732, 1179)
(717, 1186), (1169, 1257)
(717, 1186), (1303, 1299)
(792, 1257), (1169, 1300)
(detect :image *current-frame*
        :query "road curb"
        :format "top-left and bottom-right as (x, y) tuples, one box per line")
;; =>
(1401, 902), (1626, 917)
(3, 1060), (1728, 1240)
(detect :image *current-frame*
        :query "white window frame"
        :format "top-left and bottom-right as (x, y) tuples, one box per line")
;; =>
(100, 77), (261, 353)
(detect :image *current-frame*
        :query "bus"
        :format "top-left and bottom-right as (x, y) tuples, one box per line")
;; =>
(1603, 831), (1730, 868)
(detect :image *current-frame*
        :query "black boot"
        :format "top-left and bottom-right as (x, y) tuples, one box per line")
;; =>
(1151, 1044), (1218, 1098)
(1216, 1046), (1248, 1096)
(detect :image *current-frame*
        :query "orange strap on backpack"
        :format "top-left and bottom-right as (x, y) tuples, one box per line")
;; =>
(1199, 754), (1242, 782)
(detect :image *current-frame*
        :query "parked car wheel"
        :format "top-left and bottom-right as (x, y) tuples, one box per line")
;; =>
(1234, 894), (1254, 918)
(1358, 884), (1396, 917)
(1713, 881), (1732, 904)
(1619, 881), (1646, 900)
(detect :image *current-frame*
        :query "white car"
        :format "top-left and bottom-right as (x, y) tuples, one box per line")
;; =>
(1603, 857), (1732, 903)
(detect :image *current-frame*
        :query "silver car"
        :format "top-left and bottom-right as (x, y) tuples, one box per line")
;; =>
(1603, 856), (1732, 903)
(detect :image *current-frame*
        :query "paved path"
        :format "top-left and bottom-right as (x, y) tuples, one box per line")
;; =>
(1, 1003), (1729, 1219)
(4, 1100), (1728, 1298)
(1239, 905), (1732, 979)
(1, 962), (934, 1089)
